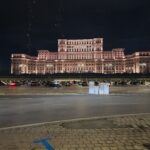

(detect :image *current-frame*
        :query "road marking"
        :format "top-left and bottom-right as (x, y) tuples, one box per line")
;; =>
(33, 138), (54, 150)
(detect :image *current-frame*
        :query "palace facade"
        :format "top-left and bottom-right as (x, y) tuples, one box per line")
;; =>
(11, 38), (150, 74)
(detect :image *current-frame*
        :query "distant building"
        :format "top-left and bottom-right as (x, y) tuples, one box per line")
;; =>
(11, 38), (150, 74)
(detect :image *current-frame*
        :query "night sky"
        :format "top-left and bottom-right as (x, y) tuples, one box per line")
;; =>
(0, 0), (150, 73)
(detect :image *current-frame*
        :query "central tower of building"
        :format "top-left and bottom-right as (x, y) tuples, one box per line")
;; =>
(58, 38), (103, 60)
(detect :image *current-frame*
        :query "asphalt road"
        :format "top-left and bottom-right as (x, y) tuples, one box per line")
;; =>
(0, 94), (150, 128)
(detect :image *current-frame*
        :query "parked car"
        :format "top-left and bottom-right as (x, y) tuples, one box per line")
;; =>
(9, 82), (16, 86)
(48, 82), (62, 88)
(7, 81), (22, 86)
(28, 81), (41, 86)
(82, 81), (88, 86)
(64, 81), (72, 86)
(130, 81), (140, 85)
(0, 81), (7, 86)
(78, 81), (88, 86)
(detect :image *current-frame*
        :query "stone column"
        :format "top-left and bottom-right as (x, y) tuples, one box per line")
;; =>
(61, 60), (64, 73)
(101, 60), (104, 74)
(11, 62), (14, 74)
(35, 61), (38, 74)
(135, 60), (140, 73)
(55, 61), (58, 73)
(94, 60), (97, 73)
(26, 60), (29, 74)
(43, 61), (46, 75)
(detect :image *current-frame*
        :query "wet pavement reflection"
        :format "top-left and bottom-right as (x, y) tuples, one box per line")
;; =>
(0, 89), (150, 127)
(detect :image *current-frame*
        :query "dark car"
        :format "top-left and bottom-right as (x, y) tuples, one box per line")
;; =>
(81, 81), (88, 86)
(45, 81), (62, 88)
(28, 81), (41, 86)
(48, 82), (62, 88)
(65, 81), (72, 86)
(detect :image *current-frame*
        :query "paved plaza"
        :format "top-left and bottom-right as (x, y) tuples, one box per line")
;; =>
(0, 113), (150, 150)
(0, 86), (150, 149)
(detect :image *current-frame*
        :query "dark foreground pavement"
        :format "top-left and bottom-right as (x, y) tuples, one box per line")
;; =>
(0, 113), (150, 150)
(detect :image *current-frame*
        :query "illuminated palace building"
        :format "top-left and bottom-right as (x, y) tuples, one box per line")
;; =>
(11, 38), (150, 74)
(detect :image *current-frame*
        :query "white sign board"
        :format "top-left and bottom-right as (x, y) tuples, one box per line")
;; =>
(99, 83), (109, 95)
(94, 86), (99, 95)
(89, 81), (95, 94)
(88, 82), (109, 95)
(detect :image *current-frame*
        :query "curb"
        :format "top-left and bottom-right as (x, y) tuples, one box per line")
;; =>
(0, 112), (150, 131)
(0, 93), (150, 96)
